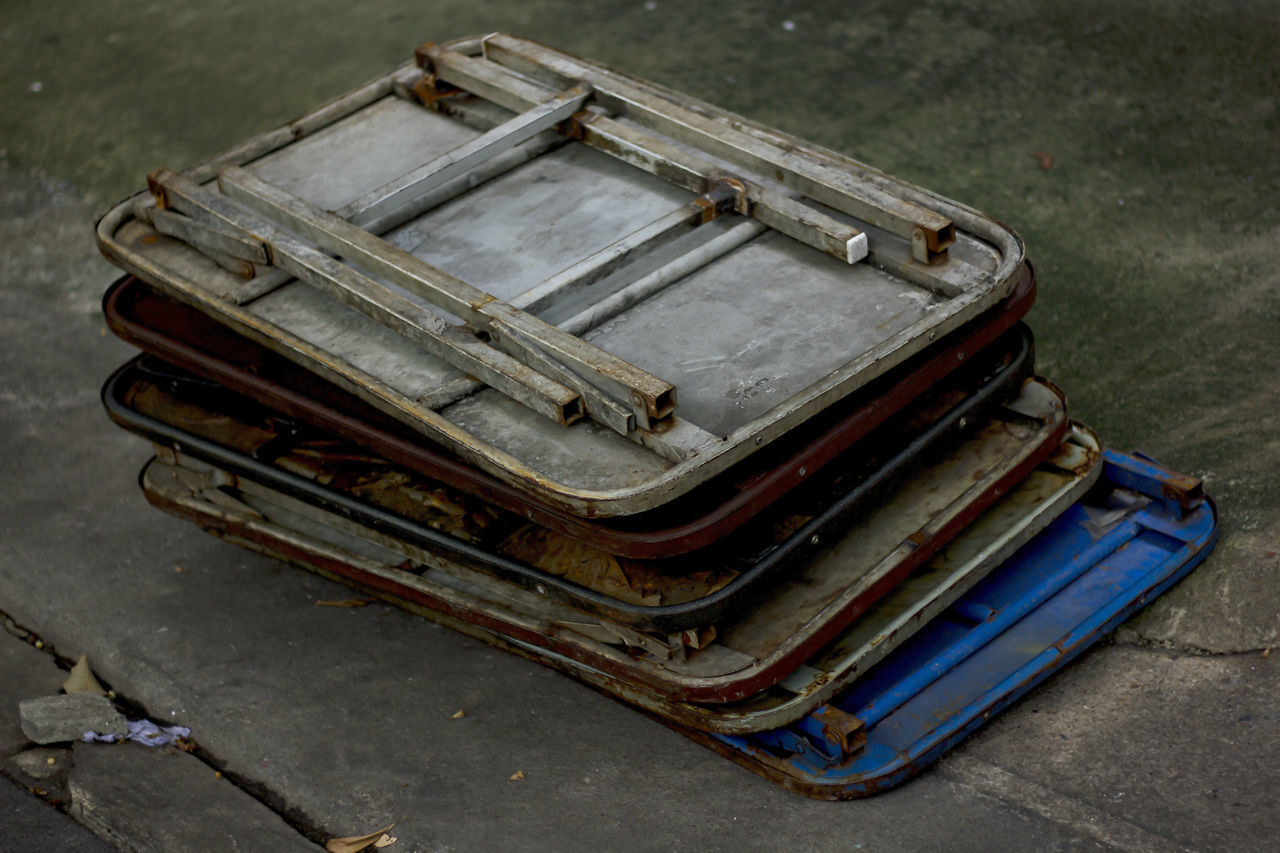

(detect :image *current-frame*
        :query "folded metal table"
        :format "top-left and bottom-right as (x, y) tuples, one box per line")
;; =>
(96, 33), (1026, 517)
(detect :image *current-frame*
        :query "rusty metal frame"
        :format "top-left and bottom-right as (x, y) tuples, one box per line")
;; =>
(644, 425), (1102, 733)
(130, 419), (1096, 735)
(101, 267), (1036, 559)
(105, 357), (1072, 705)
(134, 445), (1216, 791)
(675, 457), (1217, 797)
(100, 326), (1034, 632)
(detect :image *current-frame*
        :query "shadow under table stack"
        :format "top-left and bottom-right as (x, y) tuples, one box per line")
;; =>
(94, 33), (1217, 798)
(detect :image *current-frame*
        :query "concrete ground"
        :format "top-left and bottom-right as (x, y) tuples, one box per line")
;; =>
(1, 1), (1276, 850)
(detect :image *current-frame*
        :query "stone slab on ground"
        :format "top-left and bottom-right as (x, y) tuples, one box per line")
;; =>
(69, 741), (319, 853)
(0, 775), (115, 853)
(19, 695), (125, 745)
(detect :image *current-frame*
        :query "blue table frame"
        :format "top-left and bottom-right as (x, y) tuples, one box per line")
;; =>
(678, 450), (1218, 798)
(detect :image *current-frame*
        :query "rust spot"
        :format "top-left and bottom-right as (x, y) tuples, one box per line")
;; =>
(913, 222), (956, 263)
(412, 76), (465, 108)
(560, 396), (585, 427)
(712, 178), (748, 215)
(414, 42), (439, 71)
(1162, 474), (1205, 509)
(708, 176), (751, 216)
(146, 169), (173, 210)
(638, 410), (681, 435)
(693, 195), (718, 224)
(1063, 443), (1101, 477)
(498, 522), (737, 607)
(813, 706), (867, 757)
(563, 109), (598, 141)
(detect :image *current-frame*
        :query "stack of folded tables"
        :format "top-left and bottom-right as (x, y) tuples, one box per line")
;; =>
(93, 34), (1217, 798)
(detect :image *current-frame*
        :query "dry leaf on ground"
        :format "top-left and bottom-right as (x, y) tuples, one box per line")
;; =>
(325, 823), (397, 853)
(451, 709), (466, 719)
(508, 770), (525, 782)
(62, 655), (107, 695)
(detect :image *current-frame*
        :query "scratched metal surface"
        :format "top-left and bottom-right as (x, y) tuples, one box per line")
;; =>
(250, 97), (478, 212)
(580, 231), (941, 435)
(244, 94), (946, 436)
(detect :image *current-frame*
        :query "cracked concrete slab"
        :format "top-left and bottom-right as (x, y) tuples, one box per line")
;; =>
(1, 775), (114, 853)
(1, 622), (319, 852)
(0, 623), (107, 847)
(6, 746), (73, 805)
(69, 741), (320, 853)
